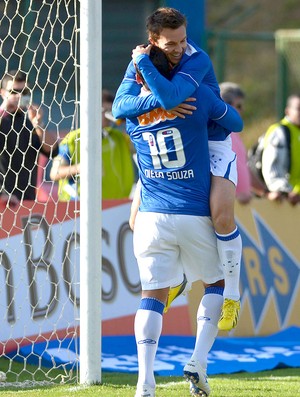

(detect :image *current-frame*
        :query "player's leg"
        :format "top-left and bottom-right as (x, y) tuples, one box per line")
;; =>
(133, 212), (183, 397)
(177, 215), (224, 396)
(210, 175), (241, 299)
(209, 138), (242, 331)
(210, 176), (241, 330)
(128, 181), (190, 313)
(184, 280), (224, 397)
(134, 288), (168, 397)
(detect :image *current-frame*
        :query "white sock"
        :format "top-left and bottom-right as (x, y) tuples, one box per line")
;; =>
(191, 287), (223, 369)
(216, 227), (242, 301)
(134, 298), (164, 388)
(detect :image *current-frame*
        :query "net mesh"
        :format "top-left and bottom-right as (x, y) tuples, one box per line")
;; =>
(0, 0), (80, 385)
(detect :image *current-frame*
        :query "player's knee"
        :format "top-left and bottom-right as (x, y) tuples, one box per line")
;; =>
(212, 210), (235, 234)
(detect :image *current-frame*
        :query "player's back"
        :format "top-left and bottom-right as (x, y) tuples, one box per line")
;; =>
(126, 84), (226, 217)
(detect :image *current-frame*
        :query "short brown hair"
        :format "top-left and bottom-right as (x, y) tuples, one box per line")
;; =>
(146, 7), (187, 42)
(1, 70), (27, 89)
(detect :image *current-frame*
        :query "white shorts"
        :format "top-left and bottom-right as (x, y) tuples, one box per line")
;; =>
(209, 136), (237, 186)
(133, 212), (223, 290)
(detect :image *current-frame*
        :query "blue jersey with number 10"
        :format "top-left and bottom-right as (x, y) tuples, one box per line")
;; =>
(127, 84), (243, 216)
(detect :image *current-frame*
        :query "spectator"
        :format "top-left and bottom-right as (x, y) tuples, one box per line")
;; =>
(262, 94), (300, 205)
(220, 82), (251, 204)
(220, 82), (266, 203)
(0, 70), (57, 206)
(50, 89), (135, 200)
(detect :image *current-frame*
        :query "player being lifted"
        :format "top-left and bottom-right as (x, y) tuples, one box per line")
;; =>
(113, 7), (242, 332)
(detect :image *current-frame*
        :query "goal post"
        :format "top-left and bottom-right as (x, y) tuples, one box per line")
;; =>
(0, 0), (102, 387)
(79, 0), (102, 385)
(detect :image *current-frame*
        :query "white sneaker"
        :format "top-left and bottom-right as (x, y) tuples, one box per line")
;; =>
(183, 360), (210, 396)
(134, 384), (155, 397)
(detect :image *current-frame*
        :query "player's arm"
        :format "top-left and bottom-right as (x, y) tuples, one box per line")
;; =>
(113, 53), (202, 119)
(112, 61), (160, 119)
(211, 103), (243, 132)
(205, 85), (243, 132)
(134, 50), (212, 110)
(112, 63), (196, 119)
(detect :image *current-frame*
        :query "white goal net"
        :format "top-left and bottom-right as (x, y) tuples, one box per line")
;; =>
(0, 0), (81, 385)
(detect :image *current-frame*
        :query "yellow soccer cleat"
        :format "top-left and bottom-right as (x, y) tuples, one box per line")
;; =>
(218, 298), (240, 331)
(164, 274), (188, 313)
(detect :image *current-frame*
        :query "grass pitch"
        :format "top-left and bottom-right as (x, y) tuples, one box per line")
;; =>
(0, 366), (299, 396)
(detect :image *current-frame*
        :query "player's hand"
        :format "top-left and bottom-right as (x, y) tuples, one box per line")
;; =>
(132, 44), (152, 63)
(169, 97), (197, 119)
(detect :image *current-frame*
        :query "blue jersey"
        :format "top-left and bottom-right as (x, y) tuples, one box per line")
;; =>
(113, 40), (230, 141)
(127, 84), (243, 216)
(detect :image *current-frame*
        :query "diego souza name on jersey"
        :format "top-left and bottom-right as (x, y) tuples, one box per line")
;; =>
(145, 168), (195, 180)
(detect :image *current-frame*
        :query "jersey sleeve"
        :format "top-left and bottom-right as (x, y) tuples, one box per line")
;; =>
(112, 60), (161, 119)
(135, 51), (214, 110)
(203, 85), (243, 132)
(135, 54), (197, 109)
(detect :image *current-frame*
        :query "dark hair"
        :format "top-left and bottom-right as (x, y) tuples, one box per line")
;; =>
(135, 46), (171, 88)
(1, 70), (27, 89)
(149, 46), (170, 79)
(146, 7), (187, 42)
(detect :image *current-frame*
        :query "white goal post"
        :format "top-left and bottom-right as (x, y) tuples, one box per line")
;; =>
(0, 0), (102, 386)
(79, 0), (102, 385)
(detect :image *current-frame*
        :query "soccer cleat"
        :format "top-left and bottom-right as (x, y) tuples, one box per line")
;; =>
(134, 384), (155, 397)
(218, 298), (240, 331)
(190, 382), (209, 397)
(164, 274), (190, 313)
(183, 360), (210, 396)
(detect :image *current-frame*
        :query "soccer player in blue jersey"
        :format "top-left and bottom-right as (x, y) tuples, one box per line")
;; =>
(127, 46), (243, 397)
(113, 7), (242, 333)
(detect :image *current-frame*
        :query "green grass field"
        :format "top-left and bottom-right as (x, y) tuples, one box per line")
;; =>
(0, 365), (299, 397)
